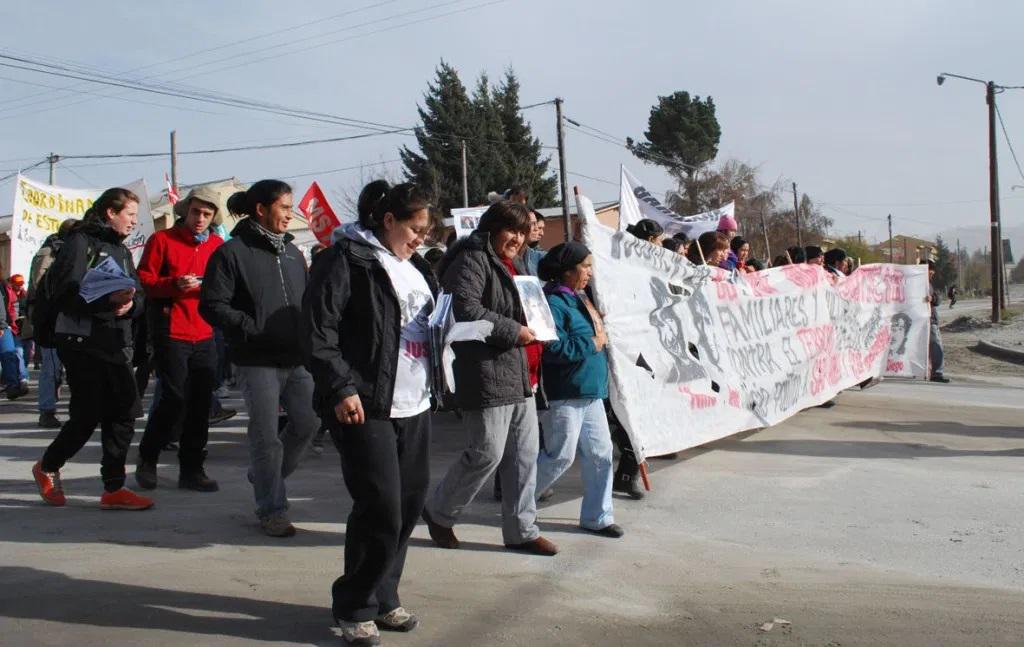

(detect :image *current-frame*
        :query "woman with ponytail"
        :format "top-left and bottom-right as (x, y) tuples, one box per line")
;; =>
(199, 180), (321, 538)
(304, 180), (436, 645)
(32, 187), (152, 511)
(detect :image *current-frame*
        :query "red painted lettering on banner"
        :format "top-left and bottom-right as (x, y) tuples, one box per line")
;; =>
(836, 266), (907, 304)
(886, 359), (904, 373)
(728, 388), (740, 408)
(780, 264), (822, 288)
(678, 385), (717, 409)
(741, 270), (778, 297)
(716, 280), (738, 301)
(404, 340), (428, 359)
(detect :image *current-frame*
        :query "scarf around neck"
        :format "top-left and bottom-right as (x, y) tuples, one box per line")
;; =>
(250, 219), (286, 255)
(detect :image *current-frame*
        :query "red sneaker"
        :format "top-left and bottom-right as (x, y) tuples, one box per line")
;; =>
(100, 488), (154, 511)
(32, 460), (66, 506)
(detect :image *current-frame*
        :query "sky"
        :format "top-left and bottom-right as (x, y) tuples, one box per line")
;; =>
(2, 0), (1024, 250)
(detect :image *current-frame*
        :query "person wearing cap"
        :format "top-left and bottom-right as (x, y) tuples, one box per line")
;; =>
(135, 186), (224, 492)
(716, 215), (739, 270)
(535, 242), (623, 539)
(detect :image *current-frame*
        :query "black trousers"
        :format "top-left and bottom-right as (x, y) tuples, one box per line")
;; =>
(138, 338), (216, 472)
(330, 409), (431, 623)
(41, 349), (139, 492)
(606, 400), (639, 478)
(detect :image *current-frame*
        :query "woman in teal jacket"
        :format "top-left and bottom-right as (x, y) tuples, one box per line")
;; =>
(536, 242), (622, 538)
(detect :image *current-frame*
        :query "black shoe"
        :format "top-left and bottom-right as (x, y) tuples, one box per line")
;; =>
(209, 408), (237, 425)
(135, 461), (158, 490)
(930, 374), (950, 383)
(492, 474), (502, 501)
(538, 487), (555, 502)
(163, 441), (179, 451)
(421, 508), (459, 549)
(6, 381), (29, 400)
(613, 472), (645, 500)
(583, 523), (624, 538)
(38, 411), (62, 429)
(179, 470), (219, 492)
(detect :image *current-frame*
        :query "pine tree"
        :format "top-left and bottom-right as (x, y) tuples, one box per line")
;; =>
(400, 61), (474, 215)
(933, 236), (957, 290)
(402, 62), (558, 214)
(493, 69), (558, 207)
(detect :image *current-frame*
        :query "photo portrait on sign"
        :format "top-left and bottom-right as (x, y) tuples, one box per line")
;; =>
(514, 275), (557, 341)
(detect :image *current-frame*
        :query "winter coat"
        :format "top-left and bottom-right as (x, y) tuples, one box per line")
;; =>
(541, 287), (609, 401)
(199, 217), (307, 367)
(438, 232), (532, 410)
(303, 225), (439, 420)
(137, 224), (223, 343)
(50, 220), (144, 365)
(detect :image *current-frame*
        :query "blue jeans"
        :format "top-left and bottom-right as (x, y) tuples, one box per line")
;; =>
(37, 346), (61, 412)
(237, 365), (319, 519)
(537, 398), (615, 530)
(0, 328), (25, 389)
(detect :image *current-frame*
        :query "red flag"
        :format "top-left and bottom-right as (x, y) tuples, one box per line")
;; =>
(165, 173), (180, 205)
(298, 181), (342, 246)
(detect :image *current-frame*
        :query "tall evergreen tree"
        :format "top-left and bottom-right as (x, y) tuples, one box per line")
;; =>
(402, 62), (558, 214)
(400, 61), (474, 215)
(493, 69), (558, 207)
(932, 236), (957, 290)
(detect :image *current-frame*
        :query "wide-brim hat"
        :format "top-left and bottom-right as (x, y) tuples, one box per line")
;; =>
(173, 186), (222, 225)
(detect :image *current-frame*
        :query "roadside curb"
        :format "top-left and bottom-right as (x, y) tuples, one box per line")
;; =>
(974, 339), (1024, 364)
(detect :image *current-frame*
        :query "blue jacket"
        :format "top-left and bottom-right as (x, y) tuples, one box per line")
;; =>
(541, 287), (609, 401)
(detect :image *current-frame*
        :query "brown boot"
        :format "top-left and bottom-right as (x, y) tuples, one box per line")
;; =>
(421, 508), (459, 549)
(505, 536), (559, 556)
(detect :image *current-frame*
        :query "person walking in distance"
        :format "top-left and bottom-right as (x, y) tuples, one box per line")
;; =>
(31, 188), (153, 511)
(200, 180), (320, 537)
(305, 181), (437, 646)
(135, 187), (224, 492)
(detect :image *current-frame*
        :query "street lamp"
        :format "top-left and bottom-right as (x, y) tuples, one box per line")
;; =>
(937, 72), (1024, 322)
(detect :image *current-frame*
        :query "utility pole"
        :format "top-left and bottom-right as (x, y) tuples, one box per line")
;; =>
(986, 82), (1003, 322)
(792, 182), (802, 247)
(956, 238), (962, 291)
(47, 152), (59, 184)
(460, 139), (469, 208)
(857, 230), (862, 246)
(170, 130), (178, 193)
(903, 238), (909, 265)
(888, 214), (894, 262)
(758, 199), (771, 261)
(555, 97), (572, 241)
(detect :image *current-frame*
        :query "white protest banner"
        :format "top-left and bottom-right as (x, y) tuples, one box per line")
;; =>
(452, 206), (487, 238)
(579, 190), (930, 460)
(10, 175), (154, 276)
(619, 166), (733, 239)
(121, 179), (154, 267)
(10, 175), (96, 278)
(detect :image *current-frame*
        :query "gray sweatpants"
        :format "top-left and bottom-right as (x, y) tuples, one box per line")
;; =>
(237, 365), (320, 519)
(428, 398), (540, 544)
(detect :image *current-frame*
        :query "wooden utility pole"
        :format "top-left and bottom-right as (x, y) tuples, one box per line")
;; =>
(460, 139), (469, 208)
(791, 182), (802, 247)
(47, 153), (59, 184)
(170, 130), (178, 192)
(758, 199), (771, 261)
(555, 97), (571, 241)
(986, 82), (1003, 322)
(888, 214), (894, 262)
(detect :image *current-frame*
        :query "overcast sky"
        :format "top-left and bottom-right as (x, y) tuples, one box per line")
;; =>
(2, 0), (1023, 248)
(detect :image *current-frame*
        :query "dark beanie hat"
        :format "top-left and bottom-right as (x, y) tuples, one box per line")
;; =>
(804, 245), (823, 261)
(823, 248), (847, 266)
(538, 242), (591, 282)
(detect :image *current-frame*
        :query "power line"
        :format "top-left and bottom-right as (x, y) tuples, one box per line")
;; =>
(995, 103), (1024, 184)
(0, 158), (48, 183)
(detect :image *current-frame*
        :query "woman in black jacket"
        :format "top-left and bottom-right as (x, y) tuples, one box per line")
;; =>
(421, 200), (559, 557)
(304, 181), (436, 646)
(32, 187), (152, 511)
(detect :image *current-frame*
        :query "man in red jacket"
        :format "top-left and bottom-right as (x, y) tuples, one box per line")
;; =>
(135, 187), (223, 492)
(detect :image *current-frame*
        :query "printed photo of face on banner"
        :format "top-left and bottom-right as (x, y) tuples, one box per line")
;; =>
(889, 312), (912, 356)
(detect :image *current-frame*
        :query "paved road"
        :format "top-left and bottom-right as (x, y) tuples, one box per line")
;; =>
(1, 372), (1022, 646)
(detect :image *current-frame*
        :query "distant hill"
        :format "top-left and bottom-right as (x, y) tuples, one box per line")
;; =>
(937, 225), (1024, 264)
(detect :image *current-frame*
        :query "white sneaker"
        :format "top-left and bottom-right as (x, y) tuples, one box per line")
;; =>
(375, 606), (418, 632)
(338, 619), (380, 646)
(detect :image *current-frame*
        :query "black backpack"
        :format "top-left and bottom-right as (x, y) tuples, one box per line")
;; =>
(31, 238), (94, 348)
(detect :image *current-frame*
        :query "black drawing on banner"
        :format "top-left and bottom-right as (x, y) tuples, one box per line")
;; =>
(635, 352), (656, 379)
(685, 283), (723, 372)
(889, 312), (911, 356)
(648, 277), (709, 384)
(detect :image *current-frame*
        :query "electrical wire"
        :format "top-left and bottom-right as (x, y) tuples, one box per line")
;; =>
(995, 103), (1024, 184)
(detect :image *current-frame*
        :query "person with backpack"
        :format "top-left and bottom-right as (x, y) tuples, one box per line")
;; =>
(134, 187), (223, 493)
(26, 219), (77, 427)
(31, 187), (153, 511)
(199, 180), (320, 538)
